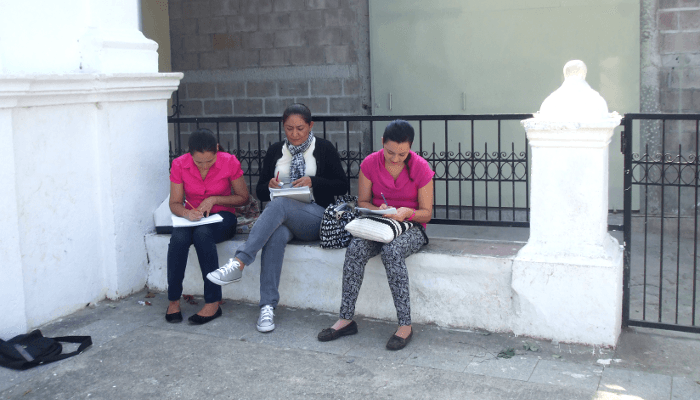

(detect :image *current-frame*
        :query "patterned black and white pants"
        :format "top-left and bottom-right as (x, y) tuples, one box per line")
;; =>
(339, 226), (427, 326)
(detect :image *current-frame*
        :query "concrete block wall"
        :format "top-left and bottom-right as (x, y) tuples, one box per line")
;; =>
(640, 0), (700, 215)
(168, 0), (371, 122)
(168, 0), (372, 196)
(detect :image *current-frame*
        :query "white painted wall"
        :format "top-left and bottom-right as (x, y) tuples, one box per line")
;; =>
(0, 0), (180, 338)
(0, 0), (156, 74)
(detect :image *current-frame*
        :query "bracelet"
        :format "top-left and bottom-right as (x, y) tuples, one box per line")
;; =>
(407, 209), (416, 221)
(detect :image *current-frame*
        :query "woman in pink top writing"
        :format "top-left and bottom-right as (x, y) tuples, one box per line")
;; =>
(166, 129), (249, 325)
(318, 120), (434, 350)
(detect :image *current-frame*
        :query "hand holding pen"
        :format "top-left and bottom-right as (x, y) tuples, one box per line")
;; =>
(269, 171), (284, 188)
(379, 192), (389, 210)
(184, 199), (204, 221)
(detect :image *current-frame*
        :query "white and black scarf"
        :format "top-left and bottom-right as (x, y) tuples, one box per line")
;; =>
(286, 133), (314, 182)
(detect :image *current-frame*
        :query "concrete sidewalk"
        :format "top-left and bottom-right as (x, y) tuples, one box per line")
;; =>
(1, 290), (699, 400)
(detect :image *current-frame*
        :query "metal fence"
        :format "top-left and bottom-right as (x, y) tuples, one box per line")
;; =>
(622, 113), (700, 333)
(168, 112), (533, 227)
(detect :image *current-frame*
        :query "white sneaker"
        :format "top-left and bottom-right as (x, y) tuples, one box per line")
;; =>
(206, 258), (242, 286)
(257, 305), (275, 333)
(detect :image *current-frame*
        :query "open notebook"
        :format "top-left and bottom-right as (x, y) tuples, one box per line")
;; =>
(269, 186), (312, 203)
(171, 213), (223, 227)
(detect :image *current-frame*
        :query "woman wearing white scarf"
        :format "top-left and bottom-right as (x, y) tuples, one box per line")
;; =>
(206, 104), (348, 333)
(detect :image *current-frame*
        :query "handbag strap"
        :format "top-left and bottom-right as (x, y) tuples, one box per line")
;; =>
(35, 335), (92, 364)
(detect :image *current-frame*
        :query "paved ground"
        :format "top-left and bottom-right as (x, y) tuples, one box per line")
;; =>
(2, 290), (699, 400)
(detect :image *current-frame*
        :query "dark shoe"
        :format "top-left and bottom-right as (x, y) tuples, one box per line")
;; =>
(317, 320), (358, 342)
(386, 329), (413, 350)
(188, 306), (222, 325)
(165, 309), (183, 323)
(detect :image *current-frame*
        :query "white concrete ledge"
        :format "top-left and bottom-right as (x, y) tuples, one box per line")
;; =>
(145, 234), (525, 333)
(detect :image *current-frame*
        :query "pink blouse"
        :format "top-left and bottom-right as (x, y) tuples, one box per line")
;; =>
(360, 149), (434, 227)
(170, 152), (244, 215)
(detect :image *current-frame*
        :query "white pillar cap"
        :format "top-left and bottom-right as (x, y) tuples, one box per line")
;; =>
(537, 60), (610, 121)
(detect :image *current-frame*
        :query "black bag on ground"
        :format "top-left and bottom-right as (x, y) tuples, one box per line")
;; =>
(0, 330), (92, 370)
(320, 195), (361, 249)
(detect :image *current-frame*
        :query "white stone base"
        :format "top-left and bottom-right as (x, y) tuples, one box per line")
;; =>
(511, 235), (624, 346)
(145, 234), (518, 333)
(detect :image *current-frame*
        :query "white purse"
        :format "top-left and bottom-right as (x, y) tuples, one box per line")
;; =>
(344, 216), (416, 243)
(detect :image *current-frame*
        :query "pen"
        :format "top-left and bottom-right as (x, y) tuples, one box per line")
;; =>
(185, 199), (206, 217)
(276, 171), (283, 186)
(381, 192), (388, 206)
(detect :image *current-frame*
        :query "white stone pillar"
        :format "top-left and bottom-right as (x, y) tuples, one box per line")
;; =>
(512, 61), (624, 346)
(0, 1), (181, 337)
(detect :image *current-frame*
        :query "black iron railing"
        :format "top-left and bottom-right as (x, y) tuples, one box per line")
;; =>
(622, 113), (700, 333)
(169, 110), (533, 227)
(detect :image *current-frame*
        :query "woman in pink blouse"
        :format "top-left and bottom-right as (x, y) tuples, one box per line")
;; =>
(166, 129), (249, 325)
(318, 120), (435, 350)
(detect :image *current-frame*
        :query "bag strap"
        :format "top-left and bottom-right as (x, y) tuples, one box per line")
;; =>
(31, 335), (92, 365)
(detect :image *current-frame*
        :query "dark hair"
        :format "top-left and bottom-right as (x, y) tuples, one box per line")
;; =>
(383, 120), (415, 181)
(188, 128), (219, 154)
(282, 103), (312, 125)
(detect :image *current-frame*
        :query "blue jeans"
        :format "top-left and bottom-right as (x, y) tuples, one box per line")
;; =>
(167, 211), (238, 304)
(235, 198), (325, 308)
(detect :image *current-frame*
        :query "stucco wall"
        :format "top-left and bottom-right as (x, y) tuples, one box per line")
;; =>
(0, 0), (181, 338)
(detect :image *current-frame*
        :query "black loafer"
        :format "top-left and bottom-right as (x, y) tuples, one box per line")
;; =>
(188, 306), (222, 325)
(386, 329), (413, 350)
(317, 320), (358, 342)
(165, 310), (183, 323)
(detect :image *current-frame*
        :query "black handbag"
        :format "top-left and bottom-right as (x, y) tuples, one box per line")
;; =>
(0, 330), (92, 370)
(320, 195), (361, 249)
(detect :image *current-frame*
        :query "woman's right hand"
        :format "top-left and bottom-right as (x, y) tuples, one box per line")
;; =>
(268, 177), (283, 189)
(185, 208), (204, 221)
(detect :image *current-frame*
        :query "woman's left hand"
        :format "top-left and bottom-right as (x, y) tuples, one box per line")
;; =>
(292, 176), (312, 188)
(384, 207), (413, 222)
(197, 197), (217, 217)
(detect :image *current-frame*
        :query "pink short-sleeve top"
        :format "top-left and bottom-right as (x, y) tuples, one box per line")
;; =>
(360, 149), (435, 227)
(170, 152), (244, 215)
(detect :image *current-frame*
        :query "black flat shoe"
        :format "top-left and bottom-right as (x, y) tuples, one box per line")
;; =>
(317, 320), (358, 342)
(386, 329), (413, 350)
(165, 310), (183, 323)
(188, 306), (222, 325)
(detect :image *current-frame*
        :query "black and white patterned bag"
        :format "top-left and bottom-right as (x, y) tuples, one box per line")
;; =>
(344, 216), (419, 244)
(319, 195), (361, 249)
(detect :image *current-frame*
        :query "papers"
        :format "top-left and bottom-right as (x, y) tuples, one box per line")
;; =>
(269, 186), (312, 203)
(171, 213), (223, 227)
(357, 207), (397, 215)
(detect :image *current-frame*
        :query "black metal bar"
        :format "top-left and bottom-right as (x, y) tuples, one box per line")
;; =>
(458, 141), (463, 219)
(643, 143), (649, 320)
(511, 142), (516, 222)
(471, 120), (476, 221)
(525, 134), (530, 222)
(278, 121), (283, 143)
(622, 116), (632, 327)
(626, 319), (700, 334)
(694, 120), (699, 326)
(169, 114), (534, 124)
(659, 119), (666, 323)
(346, 121), (351, 194)
(497, 120), (503, 221)
(429, 219), (530, 227)
(621, 113), (700, 120)
(675, 143), (682, 324)
(444, 120), (449, 219)
(484, 141), (489, 220)
(418, 120), (423, 157)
